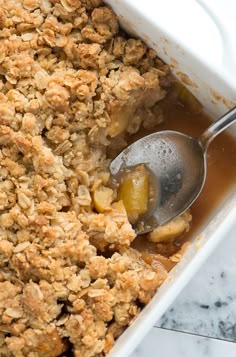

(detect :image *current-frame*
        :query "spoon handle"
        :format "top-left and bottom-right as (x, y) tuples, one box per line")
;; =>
(198, 106), (236, 152)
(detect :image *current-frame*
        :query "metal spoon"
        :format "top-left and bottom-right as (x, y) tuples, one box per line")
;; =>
(110, 107), (236, 234)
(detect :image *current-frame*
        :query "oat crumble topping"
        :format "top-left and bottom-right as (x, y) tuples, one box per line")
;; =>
(0, 1), (190, 356)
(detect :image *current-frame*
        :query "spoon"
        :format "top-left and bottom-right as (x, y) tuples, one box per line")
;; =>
(110, 106), (236, 234)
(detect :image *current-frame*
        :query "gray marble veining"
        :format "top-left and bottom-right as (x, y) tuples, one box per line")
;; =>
(131, 213), (236, 357)
(155, 220), (236, 341)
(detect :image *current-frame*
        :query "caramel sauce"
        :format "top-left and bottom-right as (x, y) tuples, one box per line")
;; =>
(131, 99), (236, 255)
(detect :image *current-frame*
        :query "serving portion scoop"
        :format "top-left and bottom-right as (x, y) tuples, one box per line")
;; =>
(110, 107), (236, 234)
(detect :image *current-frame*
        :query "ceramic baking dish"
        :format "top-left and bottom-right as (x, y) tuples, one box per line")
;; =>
(104, 1), (236, 356)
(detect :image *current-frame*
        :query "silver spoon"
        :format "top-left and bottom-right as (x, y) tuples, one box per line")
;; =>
(110, 106), (236, 234)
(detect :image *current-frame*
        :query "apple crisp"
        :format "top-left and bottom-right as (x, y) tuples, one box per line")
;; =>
(0, 1), (191, 356)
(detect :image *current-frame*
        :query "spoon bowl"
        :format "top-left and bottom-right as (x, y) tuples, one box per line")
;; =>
(110, 107), (236, 234)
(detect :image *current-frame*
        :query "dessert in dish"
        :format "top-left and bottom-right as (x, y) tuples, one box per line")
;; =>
(0, 1), (236, 356)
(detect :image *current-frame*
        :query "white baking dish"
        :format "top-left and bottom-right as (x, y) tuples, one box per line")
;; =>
(104, 1), (236, 356)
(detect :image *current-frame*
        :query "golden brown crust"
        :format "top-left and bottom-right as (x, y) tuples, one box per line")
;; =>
(0, 1), (171, 356)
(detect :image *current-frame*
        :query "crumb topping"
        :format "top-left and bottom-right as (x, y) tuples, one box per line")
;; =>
(0, 1), (178, 356)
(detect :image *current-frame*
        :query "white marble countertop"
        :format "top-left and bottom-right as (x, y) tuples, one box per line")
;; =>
(131, 219), (236, 357)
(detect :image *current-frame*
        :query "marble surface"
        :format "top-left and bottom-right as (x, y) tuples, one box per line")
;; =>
(132, 328), (236, 357)
(131, 218), (236, 356)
